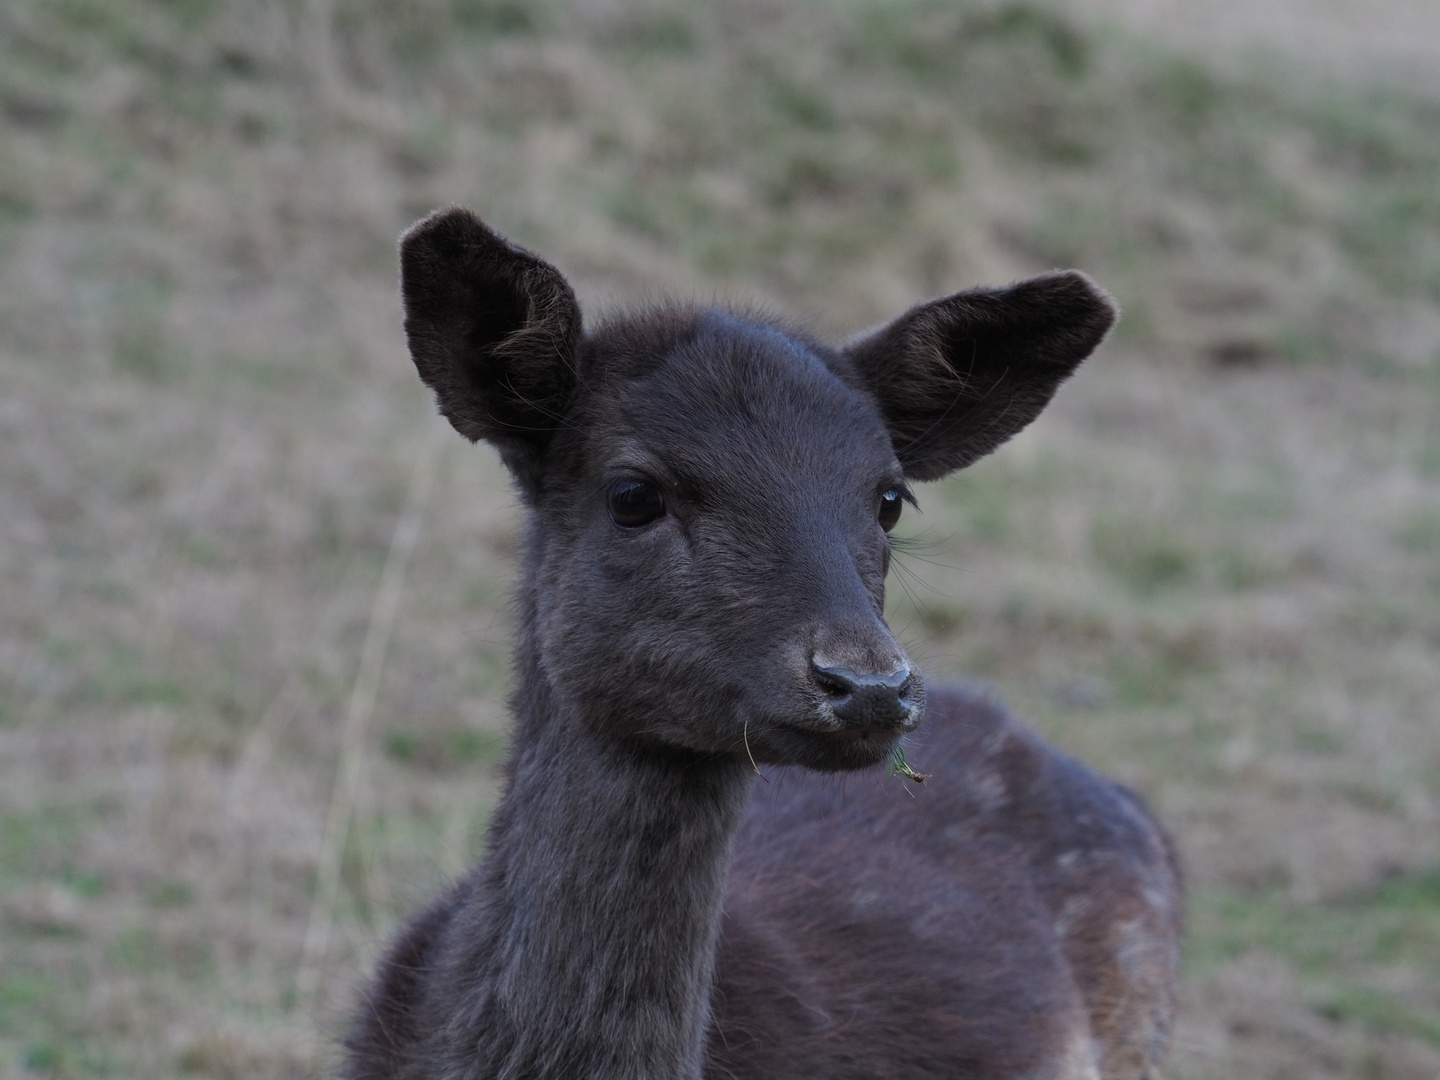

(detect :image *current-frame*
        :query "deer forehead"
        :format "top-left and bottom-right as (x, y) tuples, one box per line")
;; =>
(575, 312), (900, 493)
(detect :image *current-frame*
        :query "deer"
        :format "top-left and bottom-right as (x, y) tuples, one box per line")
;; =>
(345, 207), (1181, 1080)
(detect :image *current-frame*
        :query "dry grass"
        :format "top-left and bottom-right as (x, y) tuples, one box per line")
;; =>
(0, 1), (1437, 1077)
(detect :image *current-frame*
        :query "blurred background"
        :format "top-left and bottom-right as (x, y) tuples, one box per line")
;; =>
(1, 0), (1437, 1076)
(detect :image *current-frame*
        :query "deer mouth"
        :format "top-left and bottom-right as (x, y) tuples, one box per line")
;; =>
(813, 726), (909, 743)
(759, 719), (912, 772)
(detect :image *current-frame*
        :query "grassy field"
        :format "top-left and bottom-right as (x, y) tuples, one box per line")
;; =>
(0, 1), (1437, 1076)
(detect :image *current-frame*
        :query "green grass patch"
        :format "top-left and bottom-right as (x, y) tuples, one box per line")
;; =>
(91, 644), (188, 709)
(0, 808), (91, 890)
(1092, 518), (1199, 595)
(941, 473), (1014, 546)
(145, 878), (194, 909)
(1107, 639), (1215, 707)
(1292, 726), (1347, 756)
(1188, 868), (1440, 1045)
(1213, 543), (1290, 591)
(1313, 984), (1440, 1045)
(59, 870), (104, 900)
(454, 0), (538, 37)
(1394, 510), (1440, 554)
(18, 1040), (116, 1078)
(384, 728), (507, 771)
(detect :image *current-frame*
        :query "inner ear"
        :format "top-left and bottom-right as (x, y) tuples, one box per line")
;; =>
(400, 207), (582, 485)
(845, 271), (1117, 481)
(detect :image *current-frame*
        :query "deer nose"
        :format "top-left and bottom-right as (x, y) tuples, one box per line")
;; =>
(811, 661), (918, 731)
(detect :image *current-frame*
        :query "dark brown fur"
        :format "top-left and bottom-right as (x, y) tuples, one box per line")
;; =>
(711, 687), (1179, 1079)
(346, 208), (1181, 1080)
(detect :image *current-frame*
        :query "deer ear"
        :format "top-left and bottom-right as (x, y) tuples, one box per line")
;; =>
(400, 207), (581, 482)
(845, 271), (1117, 481)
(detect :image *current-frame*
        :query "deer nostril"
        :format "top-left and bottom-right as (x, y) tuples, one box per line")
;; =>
(811, 662), (915, 729)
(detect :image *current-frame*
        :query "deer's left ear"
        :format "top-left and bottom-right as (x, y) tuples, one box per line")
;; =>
(844, 271), (1117, 481)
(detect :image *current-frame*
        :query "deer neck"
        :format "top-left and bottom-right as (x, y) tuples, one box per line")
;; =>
(441, 646), (754, 1080)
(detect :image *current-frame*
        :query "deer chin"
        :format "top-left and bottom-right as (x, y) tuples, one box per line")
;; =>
(754, 719), (909, 772)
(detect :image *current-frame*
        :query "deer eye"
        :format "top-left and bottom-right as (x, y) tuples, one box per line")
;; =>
(878, 487), (904, 532)
(607, 479), (665, 529)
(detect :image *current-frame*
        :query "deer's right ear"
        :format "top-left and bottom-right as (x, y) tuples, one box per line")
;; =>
(400, 208), (581, 481)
